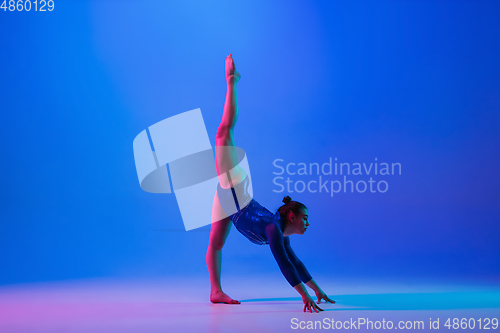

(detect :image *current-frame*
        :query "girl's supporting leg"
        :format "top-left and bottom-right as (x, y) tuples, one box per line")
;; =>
(206, 192), (240, 304)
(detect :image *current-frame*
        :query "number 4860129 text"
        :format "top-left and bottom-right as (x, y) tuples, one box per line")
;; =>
(1, 0), (54, 11)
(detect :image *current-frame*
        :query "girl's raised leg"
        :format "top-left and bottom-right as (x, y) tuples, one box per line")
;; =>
(215, 54), (246, 189)
(206, 54), (244, 304)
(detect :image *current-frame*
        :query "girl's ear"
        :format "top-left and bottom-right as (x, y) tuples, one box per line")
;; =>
(288, 211), (294, 222)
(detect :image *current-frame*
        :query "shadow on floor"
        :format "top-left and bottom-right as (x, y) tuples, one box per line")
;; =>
(240, 291), (500, 311)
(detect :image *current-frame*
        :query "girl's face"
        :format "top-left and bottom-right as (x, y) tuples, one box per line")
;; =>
(290, 209), (309, 235)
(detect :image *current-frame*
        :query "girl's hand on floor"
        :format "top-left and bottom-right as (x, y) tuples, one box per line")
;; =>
(315, 290), (336, 304)
(302, 294), (324, 313)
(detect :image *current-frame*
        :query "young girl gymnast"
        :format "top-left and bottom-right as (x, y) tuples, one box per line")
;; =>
(206, 54), (335, 313)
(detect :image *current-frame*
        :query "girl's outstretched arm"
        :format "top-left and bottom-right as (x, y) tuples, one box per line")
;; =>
(265, 223), (324, 313)
(284, 237), (335, 305)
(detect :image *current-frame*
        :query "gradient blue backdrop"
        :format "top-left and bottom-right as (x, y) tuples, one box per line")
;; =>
(1, 0), (499, 286)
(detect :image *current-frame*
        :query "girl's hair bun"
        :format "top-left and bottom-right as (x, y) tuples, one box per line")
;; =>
(282, 196), (292, 204)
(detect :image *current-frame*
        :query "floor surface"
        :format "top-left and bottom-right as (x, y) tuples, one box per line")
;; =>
(0, 275), (498, 332)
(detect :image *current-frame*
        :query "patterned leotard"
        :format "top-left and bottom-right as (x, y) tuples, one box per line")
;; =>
(217, 176), (312, 287)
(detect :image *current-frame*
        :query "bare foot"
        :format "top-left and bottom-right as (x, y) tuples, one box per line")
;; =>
(210, 290), (241, 304)
(225, 54), (241, 84)
(233, 70), (241, 83)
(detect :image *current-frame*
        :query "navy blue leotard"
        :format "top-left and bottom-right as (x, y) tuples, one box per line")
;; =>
(217, 175), (312, 287)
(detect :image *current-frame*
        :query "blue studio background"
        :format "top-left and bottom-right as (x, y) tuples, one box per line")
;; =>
(1, 0), (499, 286)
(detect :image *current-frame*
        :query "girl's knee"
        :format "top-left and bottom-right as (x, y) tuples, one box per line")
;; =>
(209, 239), (225, 251)
(216, 126), (230, 139)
